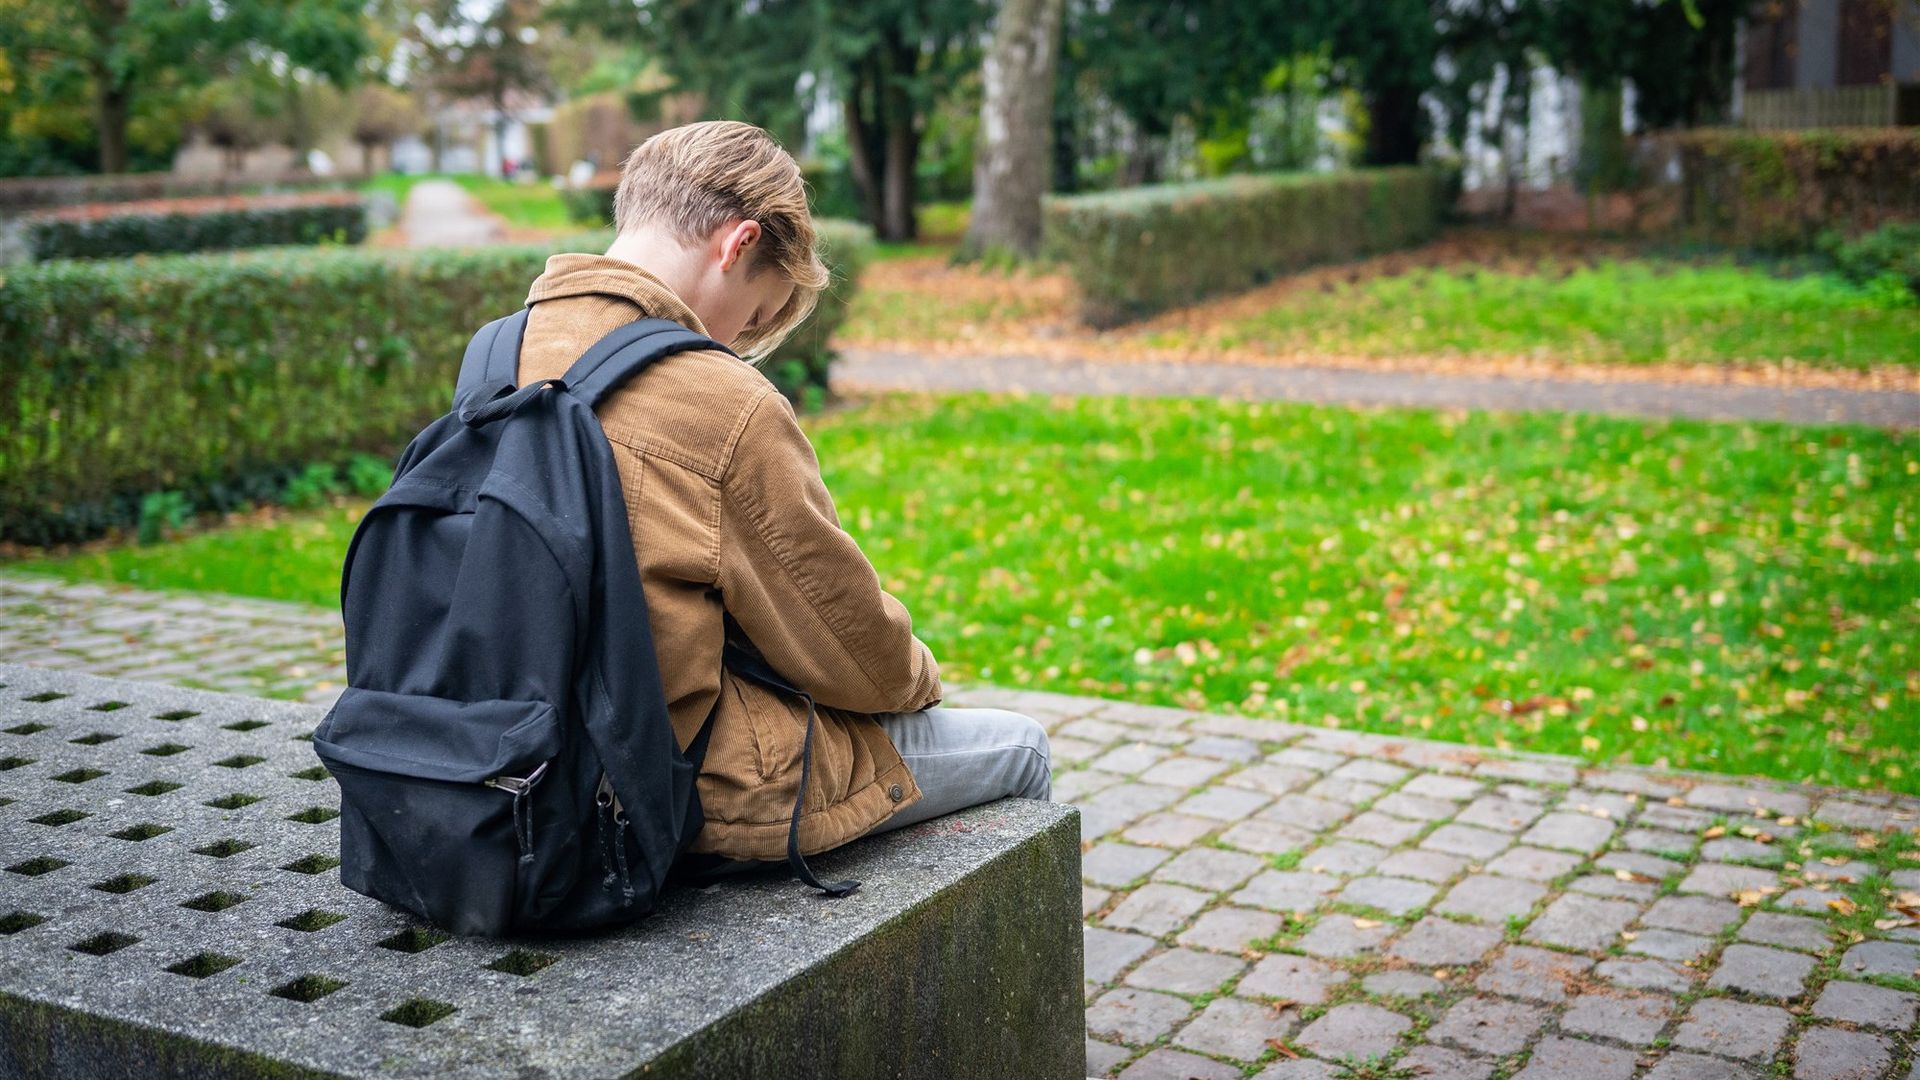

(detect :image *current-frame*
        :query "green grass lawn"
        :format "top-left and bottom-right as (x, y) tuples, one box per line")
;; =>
(1156, 259), (1920, 369)
(20, 395), (1918, 793)
(356, 172), (574, 230)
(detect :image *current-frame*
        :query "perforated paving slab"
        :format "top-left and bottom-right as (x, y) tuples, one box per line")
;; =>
(0, 665), (1083, 1079)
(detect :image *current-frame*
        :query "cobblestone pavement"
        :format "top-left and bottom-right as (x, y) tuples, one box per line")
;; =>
(836, 349), (1920, 430)
(4, 571), (1918, 1078)
(0, 573), (345, 705)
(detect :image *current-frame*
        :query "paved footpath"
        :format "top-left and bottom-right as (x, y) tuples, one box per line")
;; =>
(402, 178), (505, 248)
(3, 570), (1917, 1079)
(837, 349), (1920, 430)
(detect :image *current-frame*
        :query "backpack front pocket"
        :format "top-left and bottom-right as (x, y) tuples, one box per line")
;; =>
(313, 686), (563, 937)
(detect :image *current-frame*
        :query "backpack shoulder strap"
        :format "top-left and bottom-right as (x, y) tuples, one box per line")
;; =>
(454, 308), (531, 409)
(562, 318), (734, 409)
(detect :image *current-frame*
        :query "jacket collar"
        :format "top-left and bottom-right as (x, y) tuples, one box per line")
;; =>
(524, 253), (712, 338)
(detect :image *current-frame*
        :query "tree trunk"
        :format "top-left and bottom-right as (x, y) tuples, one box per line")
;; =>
(1363, 83), (1424, 166)
(96, 81), (131, 173)
(879, 101), (917, 242)
(843, 76), (886, 231)
(963, 0), (1065, 258)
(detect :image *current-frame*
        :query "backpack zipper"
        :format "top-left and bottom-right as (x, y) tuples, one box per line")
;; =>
(487, 761), (549, 864)
(594, 772), (637, 904)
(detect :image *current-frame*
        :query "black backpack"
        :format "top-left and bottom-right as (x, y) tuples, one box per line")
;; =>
(313, 308), (854, 938)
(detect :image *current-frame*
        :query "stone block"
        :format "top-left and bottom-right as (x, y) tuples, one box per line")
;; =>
(1809, 979), (1916, 1031)
(1123, 948), (1245, 995)
(1738, 911), (1832, 953)
(1707, 944), (1814, 1000)
(1116, 1048), (1240, 1080)
(0, 666), (1087, 1080)
(1672, 999), (1791, 1062)
(1103, 884), (1211, 937)
(1522, 893), (1639, 952)
(1237, 952), (1349, 1005)
(1295, 915), (1391, 959)
(1438, 875), (1546, 923)
(1791, 1026), (1891, 1080)
(1513, 1036), (1637, 1080)
(1337, 875), (1435, 916)
(1428, 995), (1548, 1056)
(1387, 916), (1502, 967)
(1176, 907), (1284, 954)
(1086, 988), (1191, 1044)
(1293, 1002), (1410, 1060)
(1557, 992), (1672, 1046)
(1173, 997), (1296, 1063)
(1083, 841), (1172, 887)
(1473, 945), (1595, 1003)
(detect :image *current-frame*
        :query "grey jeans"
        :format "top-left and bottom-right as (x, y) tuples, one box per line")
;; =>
(688, 706), (1053, 879)
(858, 706), (1054, 837)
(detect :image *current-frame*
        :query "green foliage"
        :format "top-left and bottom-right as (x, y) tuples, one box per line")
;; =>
(29, 394), (1920, 793)
(1041, 166), (1455, 326)
(1665, 129), (1920, 252)
(344, 453), (394, 498)
(135, 492), (193, 546)
(0, 0), (369, 172)
(560, 182), (615, 227)
(0, 224), (872, 544)
(1820, 222), (1920, 299)
(21, 195), (368, 260)
(282, 463), (346, 510)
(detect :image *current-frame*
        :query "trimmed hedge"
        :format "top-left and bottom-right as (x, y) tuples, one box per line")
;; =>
(0, 219), (874, 545)
(1041, 167), (1457, 326)
(17, 192), (367, 261)
(1659, 129), (1920, 251)
(560, 177), (617, 227)
(0, 170), (359, 216)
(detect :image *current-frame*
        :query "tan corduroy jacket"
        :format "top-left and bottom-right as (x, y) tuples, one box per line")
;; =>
(515, 253), (943, 860)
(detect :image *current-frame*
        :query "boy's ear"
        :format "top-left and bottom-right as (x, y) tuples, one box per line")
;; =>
(719, 219), (762, 272)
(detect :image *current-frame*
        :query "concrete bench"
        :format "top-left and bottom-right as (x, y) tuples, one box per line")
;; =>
(0, 664), (1084, 1079)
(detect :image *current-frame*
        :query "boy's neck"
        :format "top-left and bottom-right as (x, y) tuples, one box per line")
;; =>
(604, 226), (706, 313)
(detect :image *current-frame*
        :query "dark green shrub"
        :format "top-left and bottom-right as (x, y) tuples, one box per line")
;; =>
(22, 193), (367, 260)
(136, 492), (193, 545)
(560, 184), (616, 227)
(282, 463), (347, 509)
(1819, 221), (1920, 297)
(345, 453), (395, 498)
(1661, 129), (1920, 252)
(1, 221), (873, 545)
(1041, 167), (1458, 326)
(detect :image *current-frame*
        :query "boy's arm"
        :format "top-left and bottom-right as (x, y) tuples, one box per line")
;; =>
(716, 387), (943, 715)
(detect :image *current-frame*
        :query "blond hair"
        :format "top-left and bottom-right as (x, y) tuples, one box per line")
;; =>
(613, 121), (827, 360)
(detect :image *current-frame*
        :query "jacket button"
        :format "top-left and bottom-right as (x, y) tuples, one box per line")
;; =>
(887, 784), (904, 802)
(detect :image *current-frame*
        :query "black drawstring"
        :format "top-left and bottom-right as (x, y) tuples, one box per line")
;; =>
(785, 691), (859, 898)
(512, 788), (535, 864)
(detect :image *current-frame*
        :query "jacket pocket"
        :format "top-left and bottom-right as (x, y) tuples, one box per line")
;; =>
(313, 686), (562, 937)
(735, 676), (804, 784)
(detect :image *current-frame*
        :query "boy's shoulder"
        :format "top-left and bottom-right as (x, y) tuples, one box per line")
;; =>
(593, 345), (782, 481)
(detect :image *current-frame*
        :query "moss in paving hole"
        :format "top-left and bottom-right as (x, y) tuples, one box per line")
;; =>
(87, 700), (130, 712)
(193, 838), (255, 858)
(91, 873), (156, 894)
(7, 857), (69, 876)
(378, 927), (450, 954)
(165, 952), (241, 978)
(212, 754), (263, 769)
(222, 719), (270, 732)
(0, 910), (47, 934)
(381, 998), (456, 1028)
(486, 949), (559, 976)
(278, 909), (346, 932)
(141, 742), (190, 756)
(282, 854), (340, 875)
(29, 808), (89, 826)
(110, 822), (172, 841)
(153, 709), (199, 721)
(0, 756), (35, 770)
(288, 765), (330, 781)
(180, 891), (247, 912)
(125, 780), (182, 796)
(69, 732), (119, 745)
(287, 806), (340, 824)
(204, 792), (263, 809)
(271, 974), (347, 1003)
(51, 768), (105, 783)
(24, 691), (69, 702)
(69, 931), (139, 955)
(4, 722), (51, 735)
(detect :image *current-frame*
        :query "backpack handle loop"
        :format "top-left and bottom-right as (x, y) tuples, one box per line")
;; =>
(460, 377), (566, 428)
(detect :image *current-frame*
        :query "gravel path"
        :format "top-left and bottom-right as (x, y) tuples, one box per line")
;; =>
(401, 179), (504, 248)
(838, 348), (1920, 429)
(3, 569), (1917, 1078)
